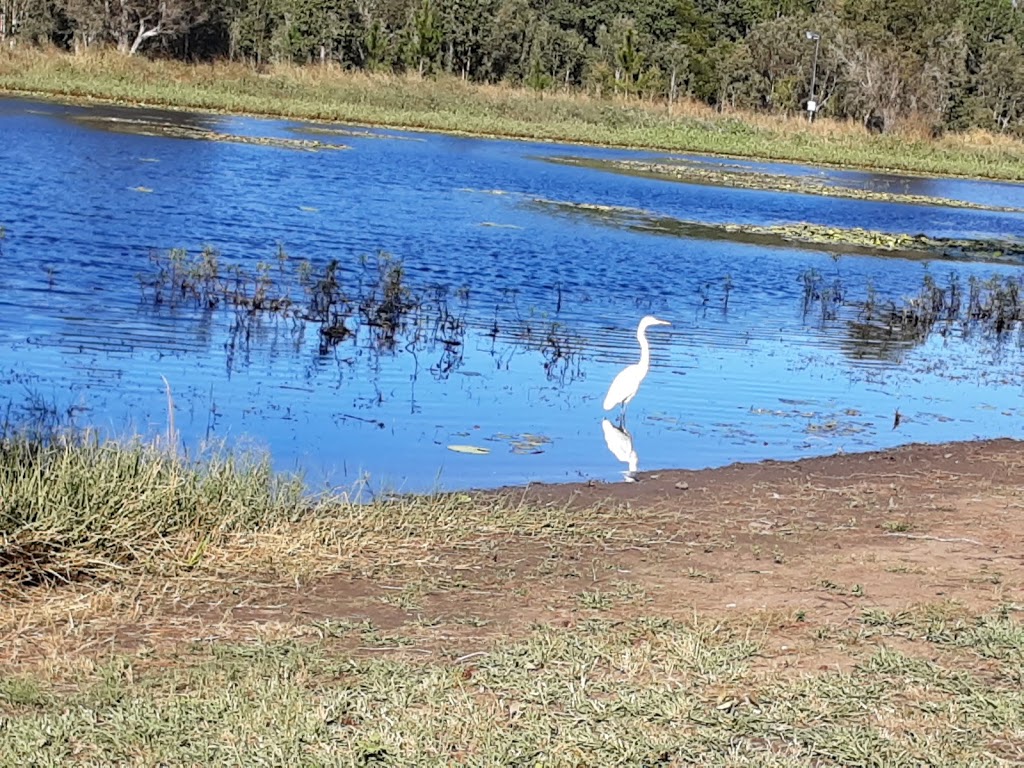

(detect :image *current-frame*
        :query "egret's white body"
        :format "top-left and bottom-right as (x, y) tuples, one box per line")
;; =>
(603, 315), (671, 417)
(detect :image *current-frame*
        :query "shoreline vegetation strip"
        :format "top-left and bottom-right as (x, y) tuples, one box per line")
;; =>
(3, 51), (1024, 181)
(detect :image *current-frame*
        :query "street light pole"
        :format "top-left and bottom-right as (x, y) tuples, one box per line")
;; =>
(805, 31), (821, 124)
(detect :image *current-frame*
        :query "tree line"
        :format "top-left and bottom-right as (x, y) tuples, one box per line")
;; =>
(3, 0), (1024, 135)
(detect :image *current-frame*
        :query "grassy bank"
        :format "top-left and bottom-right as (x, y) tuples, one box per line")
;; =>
(4, 48), (1024, 180)
(3, 434), (1023, 764)
(0, 431), (594, 589)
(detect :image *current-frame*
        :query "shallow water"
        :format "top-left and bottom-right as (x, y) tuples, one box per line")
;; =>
(2, 96), (1024, 493)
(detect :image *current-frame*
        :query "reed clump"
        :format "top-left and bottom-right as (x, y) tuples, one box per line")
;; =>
(142, 245), (439, 352)
(140, 244), (585, 377)
(862, 273), (1024, 340)
(0, 431), (308, 588)
(801, 268), (1024, 346)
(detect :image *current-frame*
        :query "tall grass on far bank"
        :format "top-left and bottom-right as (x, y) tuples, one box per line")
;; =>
(3, 47), (1024, 180)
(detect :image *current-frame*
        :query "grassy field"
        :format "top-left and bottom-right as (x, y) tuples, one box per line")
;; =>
(3, 48), (1024, 181)
(2, 432), (1023, 764)
(3, 608), (1022, 765)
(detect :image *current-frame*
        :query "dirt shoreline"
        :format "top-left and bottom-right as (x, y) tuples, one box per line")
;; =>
(251, 436), (1024, 655)
(506, 436), (1024, 508)
(4, 437), (1022, 672)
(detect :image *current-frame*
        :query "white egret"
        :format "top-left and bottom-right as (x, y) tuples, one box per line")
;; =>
(602, 315), (671, 421)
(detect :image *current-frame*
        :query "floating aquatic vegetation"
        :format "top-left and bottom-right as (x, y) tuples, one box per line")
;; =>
(528, 196), (1024, 264)
(73, 115), (349, 151)
(543, 156), (1024, 215)
(804, 418), (870, 436)
(447, 444), (490, 455)
(288, 125), (423, 142)
(748, 402), (873, 440)
(742, 221), (1024, 261)
(487, 432), (553, 455)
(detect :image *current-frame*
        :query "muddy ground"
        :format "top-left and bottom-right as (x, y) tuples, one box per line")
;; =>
(4, 438), (1021, 671)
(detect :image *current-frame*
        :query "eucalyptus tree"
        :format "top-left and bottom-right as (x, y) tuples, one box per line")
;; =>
(0, 0), (66, 43)
(976, 35), (1024, 132)
(58, 0), (207, 54)
(271, 0), (355, 63)
(432, 0), (495, 78)
(829, 0), (969, 129)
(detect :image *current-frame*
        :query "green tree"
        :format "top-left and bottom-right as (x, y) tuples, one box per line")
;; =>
(361, 17), (390, 70)
(746, 16), (806, 110)
(707, 38), (756, 108)
(652, 39), (692, 103)
(484, 0), (538, 82)
(228, 0), (275, 63)
(407, 0), (441, 74)
(588, 17), (654, 97)
(977, 35), (1024, 132)
(436, 0), (495, 78)
(1, 0), (66, 44)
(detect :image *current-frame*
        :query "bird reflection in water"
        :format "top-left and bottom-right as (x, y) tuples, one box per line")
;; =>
(602, 418), (638, 482)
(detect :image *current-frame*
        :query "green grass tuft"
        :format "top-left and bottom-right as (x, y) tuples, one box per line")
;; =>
(0, 431), (308, 585)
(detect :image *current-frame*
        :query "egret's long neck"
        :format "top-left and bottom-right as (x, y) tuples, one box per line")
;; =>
(636, 325), (652, 371)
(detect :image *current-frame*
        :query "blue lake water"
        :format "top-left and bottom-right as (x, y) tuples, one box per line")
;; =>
(2, 95), (1024, 493)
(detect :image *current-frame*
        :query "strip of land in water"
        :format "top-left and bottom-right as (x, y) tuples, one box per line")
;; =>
(1, 434), (1022, 764)
(527, 196), (1024, 263)
(71, 113), (351, 151)
(3, 49), (1024, 181)
(545, 155), (1024, 213)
